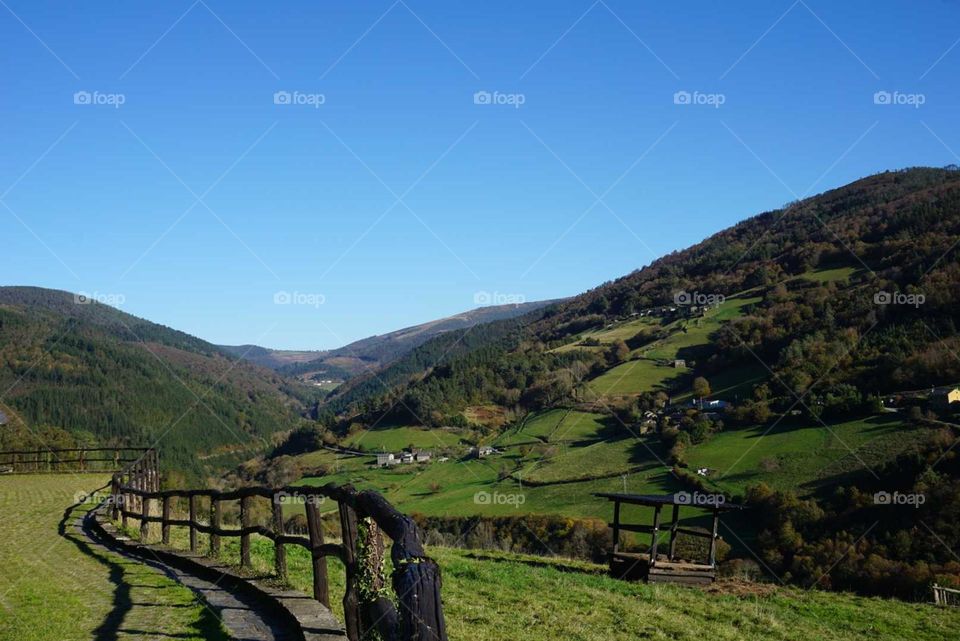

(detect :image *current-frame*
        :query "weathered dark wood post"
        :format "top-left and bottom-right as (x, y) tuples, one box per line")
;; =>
(338, 498), (362, 641)
(210, 495), (221, 556)
(668, 503), (681, 561)
(305, 496), (331, 608)
(189, 495), (199, 553)
(240, 495), (252, 569)
(140, 492), (152, 541)
(649, 504), (662, 566)
(272, 492), (287, 580)
(111, 474), (121, 521)
(161, 495), (171, 545)
(611, 499), (621, 554)
(708, 508), (720, 567)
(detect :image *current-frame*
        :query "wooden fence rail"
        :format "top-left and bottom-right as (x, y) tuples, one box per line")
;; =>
(933, 583), (960, 607)
(0, 447), (153, 474)
(109, 453), (447, 641)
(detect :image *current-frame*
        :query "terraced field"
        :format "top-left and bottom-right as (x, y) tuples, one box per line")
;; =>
(0, 474), (226, 641)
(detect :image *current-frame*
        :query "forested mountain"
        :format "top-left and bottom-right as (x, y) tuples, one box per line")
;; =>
(0, 287), (317, 475)
(326, 167), (960, 425)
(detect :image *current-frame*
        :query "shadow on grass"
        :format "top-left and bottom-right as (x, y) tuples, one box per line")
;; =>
(57, 492), (228, 641)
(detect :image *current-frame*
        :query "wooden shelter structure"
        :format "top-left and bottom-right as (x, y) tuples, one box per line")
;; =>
(596, 492), (743, 585)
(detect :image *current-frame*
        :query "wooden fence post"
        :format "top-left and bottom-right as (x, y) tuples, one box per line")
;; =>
(305, 497), (330, 608)
(272, 492), (287, 580)
(338, 499), (361, 641)
(649, 505), (662, 566)
(240, 495), (252, 569)
(161, 496), (171, 545)
(121, 473), (129, 529)
(140, 493), (152, 541)
(210, 496), (221, 556)
(189, 495), (199, 553)
(668, 503), (681, 561)
(708, 509), (720, 567)
(111, 474), (120, 521)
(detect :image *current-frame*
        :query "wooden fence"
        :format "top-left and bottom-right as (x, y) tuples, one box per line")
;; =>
(933, 583), (960, 607)
(111, 453), (447, 641)
(0, 447), (154, 474)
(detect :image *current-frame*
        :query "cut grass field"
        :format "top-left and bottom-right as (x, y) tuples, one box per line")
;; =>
(587, 358), (685, 396)
(342, 424), (465, 451)
(131, 499), (960, 641)
(0, 474), (227, 641)
(686, 414), (928, 495)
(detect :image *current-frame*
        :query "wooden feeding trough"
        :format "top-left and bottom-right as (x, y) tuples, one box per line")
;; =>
(595, 492), (743, 585)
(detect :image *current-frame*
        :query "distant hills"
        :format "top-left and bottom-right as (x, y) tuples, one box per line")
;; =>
(220, 299), (559, 380)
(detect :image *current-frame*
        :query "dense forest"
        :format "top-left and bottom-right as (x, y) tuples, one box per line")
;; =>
(0, 287), (318, 475)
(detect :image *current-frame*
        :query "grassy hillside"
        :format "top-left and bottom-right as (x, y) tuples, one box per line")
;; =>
(120, 487), (960, 641)
(0, 287), (316, 475)
(259, 168), (960, 600)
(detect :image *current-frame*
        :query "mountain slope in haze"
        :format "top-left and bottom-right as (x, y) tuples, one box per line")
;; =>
(225, 299), (560, 380)
(0, 286), (317, 475)
(218, 344), (325, 370)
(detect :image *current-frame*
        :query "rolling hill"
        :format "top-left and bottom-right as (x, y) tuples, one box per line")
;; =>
(271, 166), (960, 600)
(0, 286), (318, 476)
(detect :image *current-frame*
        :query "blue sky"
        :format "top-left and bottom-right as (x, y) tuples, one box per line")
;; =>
(1, 1), (958, 349)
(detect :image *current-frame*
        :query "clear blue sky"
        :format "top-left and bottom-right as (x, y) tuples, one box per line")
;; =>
(2, 1), (958, 349)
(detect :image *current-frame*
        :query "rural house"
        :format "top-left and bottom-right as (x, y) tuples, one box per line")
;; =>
(932, 387), (960, 408)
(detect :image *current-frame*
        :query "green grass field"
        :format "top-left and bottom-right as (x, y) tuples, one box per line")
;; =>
(587, 358), (686, 396)
(132, 496), (960, 641)
(0, 474), (227, 641)
(800, 266), (861, 283)
(686, 414), (925, 495)
(342, 425), (466, 451)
